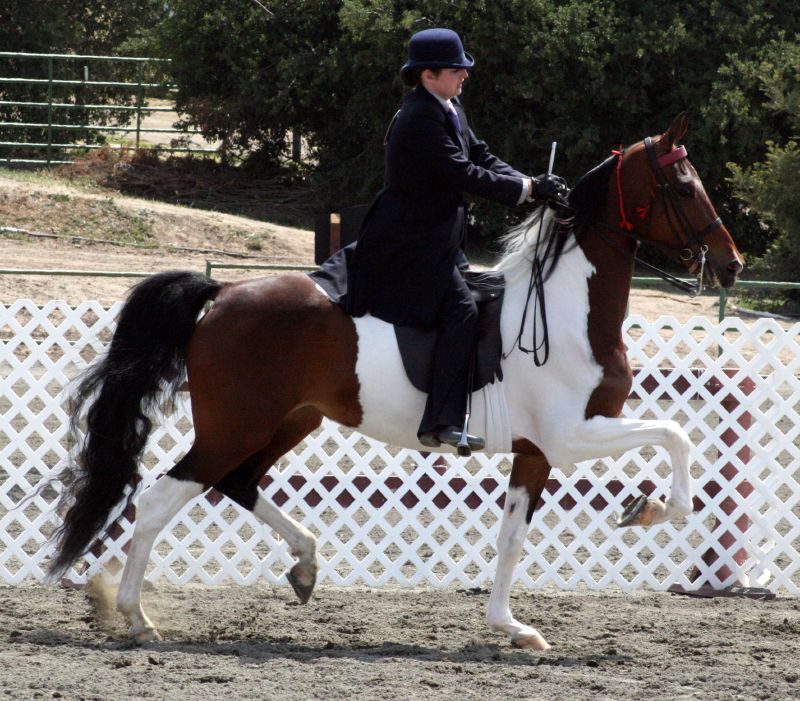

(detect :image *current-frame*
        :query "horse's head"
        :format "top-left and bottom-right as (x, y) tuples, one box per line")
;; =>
(614, 113), (744, 289)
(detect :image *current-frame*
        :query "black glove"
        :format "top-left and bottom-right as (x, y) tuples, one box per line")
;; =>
(532, 173), (568, 201)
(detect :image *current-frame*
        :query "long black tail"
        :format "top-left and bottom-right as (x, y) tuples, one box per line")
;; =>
(48, 271), (223, 578)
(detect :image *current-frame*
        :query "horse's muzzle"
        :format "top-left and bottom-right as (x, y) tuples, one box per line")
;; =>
(716, 257), (744, 289)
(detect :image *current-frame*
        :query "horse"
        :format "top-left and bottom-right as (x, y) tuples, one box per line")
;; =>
(48, 113), (742, 650)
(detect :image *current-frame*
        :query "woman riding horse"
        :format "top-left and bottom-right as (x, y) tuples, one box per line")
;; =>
(315, 28), (567, 453)
(47, 112), (743, 649)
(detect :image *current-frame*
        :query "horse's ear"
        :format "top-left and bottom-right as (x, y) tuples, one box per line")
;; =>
(663, 112), (689, 147)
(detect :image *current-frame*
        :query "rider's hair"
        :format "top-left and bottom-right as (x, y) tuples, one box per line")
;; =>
(402, 66), (443, 88)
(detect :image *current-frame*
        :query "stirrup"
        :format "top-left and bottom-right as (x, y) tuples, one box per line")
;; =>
(436, 426), (485, 456)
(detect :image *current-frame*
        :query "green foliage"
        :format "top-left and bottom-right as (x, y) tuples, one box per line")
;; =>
(150, 0), (398, 185)
(730, 141), (800, 281)
(149, 1), (800, 251)
(728, 38), (800, 289)
(5, 0), (800, 268)
(0, 1), (167, 56)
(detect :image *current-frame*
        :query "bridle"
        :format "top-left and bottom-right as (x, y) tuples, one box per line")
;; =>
(507, 137), (724, 366)
(607, 137), (723, 296)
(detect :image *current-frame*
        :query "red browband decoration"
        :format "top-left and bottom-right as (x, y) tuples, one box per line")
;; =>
(614, 144), (688, 231)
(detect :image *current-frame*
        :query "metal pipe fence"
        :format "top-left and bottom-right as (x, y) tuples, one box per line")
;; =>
(0, 51), (215, 165)
(0, 261), (797, 322)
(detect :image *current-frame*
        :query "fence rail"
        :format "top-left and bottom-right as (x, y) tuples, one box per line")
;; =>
(0, 51), (213, 164)
(1, 300), (797, 592)
(0, 258), (798, 323)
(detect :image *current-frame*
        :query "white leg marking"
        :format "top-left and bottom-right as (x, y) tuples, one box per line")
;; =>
(487, 486), (549, 649)
(117, 476), (203, 640)
(253, 494), (317, 573)
(562, 417), (693, 522)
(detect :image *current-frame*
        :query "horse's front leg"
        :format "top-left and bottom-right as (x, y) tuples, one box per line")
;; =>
(569, 416), (694, 526)
(487, 451), (552, 650)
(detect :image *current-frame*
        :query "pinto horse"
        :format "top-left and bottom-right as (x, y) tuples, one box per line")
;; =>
(49, 113), (742, 650)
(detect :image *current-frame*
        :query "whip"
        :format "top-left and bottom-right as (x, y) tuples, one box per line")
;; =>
(547, 141), (557, 175)
(250, 0), (274, 16)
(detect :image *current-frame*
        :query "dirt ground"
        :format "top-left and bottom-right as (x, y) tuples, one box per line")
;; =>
(0, 172), (315, 304)
(2, 174), (798, 701)
(0, 171), (732, 321)
(0, 582), (797, 701)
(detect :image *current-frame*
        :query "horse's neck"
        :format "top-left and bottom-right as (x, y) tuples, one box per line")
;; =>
(579, 226), (637, 357)
(497, 217), (636, 362)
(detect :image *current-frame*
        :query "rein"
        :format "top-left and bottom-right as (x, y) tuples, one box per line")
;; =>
(503, 211), (560, 366)
(507, 137), (723, 365)
(607, 138), (722, 297)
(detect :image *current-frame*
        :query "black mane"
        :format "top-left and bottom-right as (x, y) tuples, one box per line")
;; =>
(567, 153), (618, 237)
(497, 153), (619, 279)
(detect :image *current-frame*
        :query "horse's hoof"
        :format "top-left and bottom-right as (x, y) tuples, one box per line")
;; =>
(512, 633), (551, 651)
(617, 495), (667, 527)
(287, 565), (316, 605)
(132, 628), (162, 643)
(616, 494), (649, 527)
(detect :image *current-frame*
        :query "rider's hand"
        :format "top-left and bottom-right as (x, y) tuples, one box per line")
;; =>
(532, 173), (568, 201)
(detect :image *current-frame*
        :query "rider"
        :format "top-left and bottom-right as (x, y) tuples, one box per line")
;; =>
(335, 28), (567, 451)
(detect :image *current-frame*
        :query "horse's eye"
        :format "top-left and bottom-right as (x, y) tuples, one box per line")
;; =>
(677, 183), (695, 198)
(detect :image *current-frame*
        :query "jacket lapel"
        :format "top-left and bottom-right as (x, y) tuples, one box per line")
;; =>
(413, 88), (468, 154)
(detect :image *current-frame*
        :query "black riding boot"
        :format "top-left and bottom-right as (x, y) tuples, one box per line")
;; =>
(417, 269), (484, 454)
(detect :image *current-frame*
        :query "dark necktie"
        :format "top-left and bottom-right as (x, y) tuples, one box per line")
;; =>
(447, 104), (461, 134)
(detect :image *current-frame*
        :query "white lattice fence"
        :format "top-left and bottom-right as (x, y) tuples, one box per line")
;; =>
(1, 300), (798, 592)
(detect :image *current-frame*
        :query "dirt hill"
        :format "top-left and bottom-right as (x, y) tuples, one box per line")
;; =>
(0, 169), (728, 321)
(0, 171), (315, 304)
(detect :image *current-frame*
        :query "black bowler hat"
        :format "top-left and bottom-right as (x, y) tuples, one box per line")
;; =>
(400, 28), (475, 78)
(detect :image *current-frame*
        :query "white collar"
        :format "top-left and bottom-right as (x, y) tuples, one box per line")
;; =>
(421, 86), (454, 112)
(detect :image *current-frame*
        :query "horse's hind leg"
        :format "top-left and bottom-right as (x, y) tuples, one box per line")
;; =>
(116, 468), (205, 641)
(214, 406), (323, 604)
(116, 407), (322, 641)
(487, 451), (552, 650)
(254, 492), (317, 603)
(116, 434), (270, 641)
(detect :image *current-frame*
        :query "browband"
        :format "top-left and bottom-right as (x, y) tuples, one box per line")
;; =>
(657, 144), (688, 169)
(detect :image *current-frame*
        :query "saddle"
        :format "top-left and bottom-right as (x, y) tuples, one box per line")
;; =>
(309, 254), (506, 392)
(395, 270), (505, 393)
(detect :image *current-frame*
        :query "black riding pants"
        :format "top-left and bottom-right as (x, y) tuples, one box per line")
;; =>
(418, 267), (478, 436)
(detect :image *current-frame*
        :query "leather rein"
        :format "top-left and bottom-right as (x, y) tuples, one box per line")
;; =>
(604, 137), (723, 296)
(506, 137), (724, 366)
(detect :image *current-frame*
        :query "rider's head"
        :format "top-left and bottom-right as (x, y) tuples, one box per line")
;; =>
(400, 28), (474, 92)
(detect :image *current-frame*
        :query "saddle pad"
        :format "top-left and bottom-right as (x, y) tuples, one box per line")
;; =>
(395, 270), (505, 393)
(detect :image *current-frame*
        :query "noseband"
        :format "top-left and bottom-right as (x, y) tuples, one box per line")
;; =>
(611, 138), (723, 295)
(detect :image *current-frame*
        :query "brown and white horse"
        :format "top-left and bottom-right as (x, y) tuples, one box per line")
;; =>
(49, 114), (742, 650)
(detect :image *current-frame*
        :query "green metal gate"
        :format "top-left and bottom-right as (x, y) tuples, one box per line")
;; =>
(0, 51), (215, 165)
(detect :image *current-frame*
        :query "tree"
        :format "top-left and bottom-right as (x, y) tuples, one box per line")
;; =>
(0, 1), (167, 57)
(150, 1), (800, 253)
(728, 39), (800, 304)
